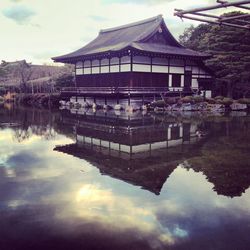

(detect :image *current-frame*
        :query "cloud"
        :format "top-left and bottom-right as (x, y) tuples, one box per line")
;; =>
(103, 0), (175, 5)
(2, 5), (36, 25)
(89, 15), (110, 22)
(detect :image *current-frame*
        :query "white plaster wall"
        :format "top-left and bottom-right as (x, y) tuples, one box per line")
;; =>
(205, 90), (212, 98)
(110, 65), (119, 72)
(121, 64), (130, 72)
(181, 75), (184, 87)
(133, 64), (151, 72)
(169, 66), (184, 74)
(84, 68), (91, 74)
(76, 68), (83, 75)
(169, 75), (172, 87)
(92, 67), (99, 74)
(192, 78), (199, 88)
(152, 65), (168, 73)
(100, 66), (109, 73)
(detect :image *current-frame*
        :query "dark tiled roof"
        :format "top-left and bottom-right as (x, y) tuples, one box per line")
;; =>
(52, 15), (209, 62)
(131, 42), (209, 58)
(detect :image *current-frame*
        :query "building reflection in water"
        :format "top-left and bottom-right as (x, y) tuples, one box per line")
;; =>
(55, 108), (204, 195)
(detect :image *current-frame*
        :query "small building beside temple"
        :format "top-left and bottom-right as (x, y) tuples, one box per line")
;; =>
(52, 15), (213, 105)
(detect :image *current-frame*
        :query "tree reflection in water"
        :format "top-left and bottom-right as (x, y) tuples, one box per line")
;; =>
(1, 106), (250, 198)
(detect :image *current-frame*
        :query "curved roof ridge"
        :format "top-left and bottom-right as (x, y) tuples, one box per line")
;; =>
(100, 14), (163, 33)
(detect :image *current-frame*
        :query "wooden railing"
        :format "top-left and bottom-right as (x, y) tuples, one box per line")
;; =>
(61, 86), (191, 94)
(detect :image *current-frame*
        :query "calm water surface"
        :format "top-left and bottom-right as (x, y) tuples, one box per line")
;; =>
(0, 106), (250, 250)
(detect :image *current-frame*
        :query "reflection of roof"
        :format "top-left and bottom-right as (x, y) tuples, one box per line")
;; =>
(54, 143), (178, 195)
(52, 15), (210, 62)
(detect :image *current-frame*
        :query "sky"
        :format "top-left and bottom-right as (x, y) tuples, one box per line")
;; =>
(0, 0), (229, 65)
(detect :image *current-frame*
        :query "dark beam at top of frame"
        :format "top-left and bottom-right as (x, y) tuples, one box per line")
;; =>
(174, 1), (250, 15)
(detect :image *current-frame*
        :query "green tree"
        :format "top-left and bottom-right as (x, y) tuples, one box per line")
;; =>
(179, 12), (250, 97)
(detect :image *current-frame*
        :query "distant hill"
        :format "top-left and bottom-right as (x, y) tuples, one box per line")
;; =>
(0, 60), (73, 89)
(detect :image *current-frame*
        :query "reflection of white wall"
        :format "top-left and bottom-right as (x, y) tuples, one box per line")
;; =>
(93, 138), (100, 145)
(132, 144), (150, 153)
(120, 145), (130, 153)
(180, 126), (183, 137)
(101, 140), (109, 148)
(151, 141), (167, 150)
(110, 142), (119, 151)
(85, 137), (92, 144)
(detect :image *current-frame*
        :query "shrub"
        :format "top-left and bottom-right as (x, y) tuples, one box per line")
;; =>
(237, 98), (250, 104)
(214, 96), (224, 100)
(220, 97), (234, 106)
(165, 97), (178, 104)
(150, 100), (166, 108)
(181, 96), (193, 103)
(193, 95), (204, 103)
(206, 97), (216, 104)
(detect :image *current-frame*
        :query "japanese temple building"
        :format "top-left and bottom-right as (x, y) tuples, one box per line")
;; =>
(52, 15), (213, 103)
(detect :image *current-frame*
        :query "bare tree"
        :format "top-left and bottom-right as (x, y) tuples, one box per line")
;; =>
(15, 60), (33, 93)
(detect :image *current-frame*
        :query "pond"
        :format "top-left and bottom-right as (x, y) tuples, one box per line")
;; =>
(0, 106), (250, 250)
